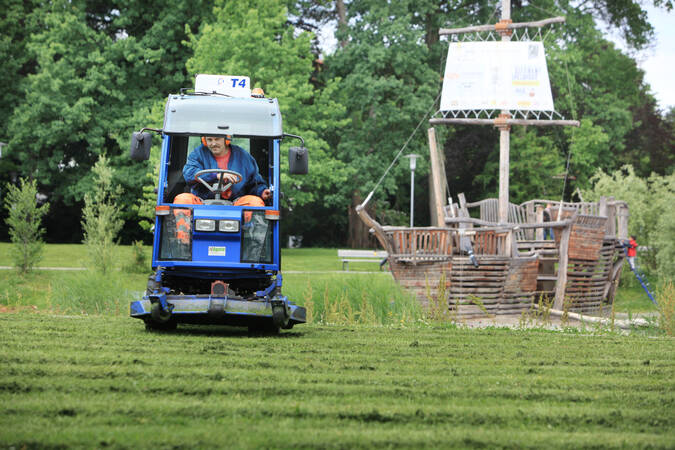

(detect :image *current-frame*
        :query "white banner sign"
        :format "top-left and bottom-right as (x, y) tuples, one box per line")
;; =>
(440, 41), (554, 112)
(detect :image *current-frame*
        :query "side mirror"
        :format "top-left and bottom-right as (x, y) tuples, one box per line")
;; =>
(129, 132), (152, 161)
(289, 147), (308, 175)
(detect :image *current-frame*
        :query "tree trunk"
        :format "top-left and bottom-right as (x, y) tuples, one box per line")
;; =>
(336, 0), (348, 48)
(424, 10), (438, 49)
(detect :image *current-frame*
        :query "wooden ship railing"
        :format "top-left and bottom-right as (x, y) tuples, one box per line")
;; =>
(357, 195), (628, 317)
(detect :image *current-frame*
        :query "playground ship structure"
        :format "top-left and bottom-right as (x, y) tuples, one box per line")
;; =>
(358, 196), (629, 318)
(357, 3), (630, 318)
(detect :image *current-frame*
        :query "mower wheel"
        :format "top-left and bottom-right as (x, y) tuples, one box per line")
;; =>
(272, 305), (289, 329)
(151, 302), (171, 321)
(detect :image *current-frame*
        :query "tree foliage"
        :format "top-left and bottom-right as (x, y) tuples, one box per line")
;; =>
(583, 165), (675, 280)
(3, 178), (49, 273)
(0, 0), (673, 249)
(476, 128), (565, 203)
(324, 0), (441, 233)
(1, 0), (212, 243)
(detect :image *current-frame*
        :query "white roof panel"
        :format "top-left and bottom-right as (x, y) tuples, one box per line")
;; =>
(163, 94), (283, 137)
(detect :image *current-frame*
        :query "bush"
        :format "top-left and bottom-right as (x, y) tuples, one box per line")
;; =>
(82, 155), (124, 274)
(652, 182), (675, 281)
(123, 240), (149, 273)
(583, 165), (675, 281)
(3, 178), (49, 273)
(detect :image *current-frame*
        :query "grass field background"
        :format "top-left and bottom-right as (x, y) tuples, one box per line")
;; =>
(1, 314), (673, 449)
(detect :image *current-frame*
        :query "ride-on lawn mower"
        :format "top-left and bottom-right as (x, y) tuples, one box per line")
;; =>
(128, 75), (308, 332)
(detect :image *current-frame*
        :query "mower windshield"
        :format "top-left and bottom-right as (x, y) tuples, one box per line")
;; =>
(163, 135), (272, 204)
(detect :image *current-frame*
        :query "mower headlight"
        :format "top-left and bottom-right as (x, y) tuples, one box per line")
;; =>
(219, 219), (240, 233)
(195, 219), (216, 232)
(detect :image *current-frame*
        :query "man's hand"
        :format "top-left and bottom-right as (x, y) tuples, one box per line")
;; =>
(218, 173), (239, 185)
(261, 189), (272, 201)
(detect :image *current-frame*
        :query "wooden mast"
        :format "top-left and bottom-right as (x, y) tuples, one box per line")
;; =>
(497, 0), (512, 224)
(428, 128), (446, 227)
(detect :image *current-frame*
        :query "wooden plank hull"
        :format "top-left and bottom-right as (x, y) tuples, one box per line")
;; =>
(386, 236), (625, 319)
(389, 256), (539, 318)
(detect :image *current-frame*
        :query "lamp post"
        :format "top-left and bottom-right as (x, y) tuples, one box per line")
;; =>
(404, 154), (421, 227)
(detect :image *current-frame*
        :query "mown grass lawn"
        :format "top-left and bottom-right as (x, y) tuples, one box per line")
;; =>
(1, 313), (674, 449)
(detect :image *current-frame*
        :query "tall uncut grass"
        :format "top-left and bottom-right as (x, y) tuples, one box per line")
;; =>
(656, 280), (675, 336)
(51, 271), (145, 315)
(283, 273), (422, 325)
(3, 244), (672, 332)
(0, 270), (146, 315)
(0, 269), (418, 326)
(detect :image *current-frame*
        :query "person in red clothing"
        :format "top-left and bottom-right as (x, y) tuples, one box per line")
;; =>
(627, 235), (638, 270)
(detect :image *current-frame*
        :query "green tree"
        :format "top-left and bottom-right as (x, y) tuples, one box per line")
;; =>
(82, 155), (124, 274)
(546, 0), (674, 177)
(132, 101), (166, 234)
(651, 174), (675, 281)
(0, 0), (40, 140)
(3, 0), (672, 247)
(475, 128), (565, 203)
(3, 178), (49, 273)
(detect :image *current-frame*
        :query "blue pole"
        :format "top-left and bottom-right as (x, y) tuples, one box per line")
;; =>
(623, 246), (657, 305)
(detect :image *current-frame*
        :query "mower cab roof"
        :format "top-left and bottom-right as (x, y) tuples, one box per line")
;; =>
(162, 94), (283, 138)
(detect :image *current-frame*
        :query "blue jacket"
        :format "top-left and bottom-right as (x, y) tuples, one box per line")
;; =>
(183, 144), (268, 200)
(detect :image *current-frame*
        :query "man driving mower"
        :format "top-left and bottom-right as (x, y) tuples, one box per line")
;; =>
(174, 135), (271, 207)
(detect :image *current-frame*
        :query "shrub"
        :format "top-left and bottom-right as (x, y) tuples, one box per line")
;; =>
(123, 240), (149, 273)
(3, 178), (49, 273)
(81, 155), (124, 274)
(583, 165), (675, 280)
(652, 182), (675, 281)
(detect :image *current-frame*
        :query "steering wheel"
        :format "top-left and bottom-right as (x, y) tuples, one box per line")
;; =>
(194, 169), (243, 196)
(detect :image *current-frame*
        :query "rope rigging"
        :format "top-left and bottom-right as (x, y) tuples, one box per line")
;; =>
(360, 90), (442, 208)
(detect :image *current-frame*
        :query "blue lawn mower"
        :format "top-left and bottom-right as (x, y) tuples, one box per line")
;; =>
(128, 75), (308, 332)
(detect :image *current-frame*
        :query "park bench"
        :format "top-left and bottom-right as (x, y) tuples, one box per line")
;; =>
(337, 249), (388, 271)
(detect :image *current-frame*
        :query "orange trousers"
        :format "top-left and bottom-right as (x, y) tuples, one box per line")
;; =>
(173, 193), (264, 222)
